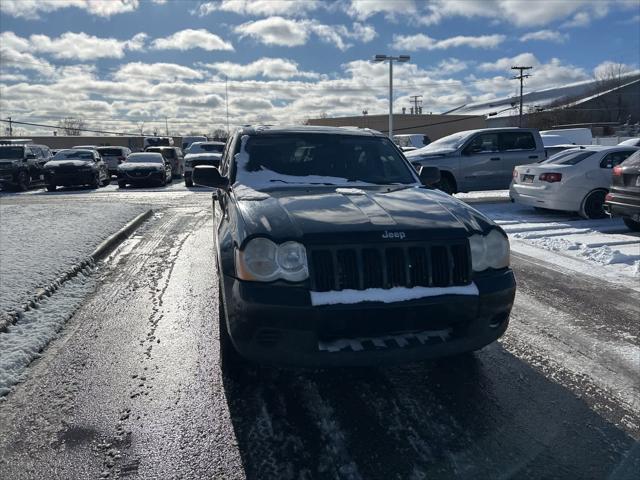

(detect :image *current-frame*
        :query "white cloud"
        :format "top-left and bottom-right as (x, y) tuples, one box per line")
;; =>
(233, 17), (374, 50)
(235, 17), (309, 46)
(203, 58), (320, 79)
(113, 62), (206, 81)
(520, 30), (568, 43)
(195, 0), (321, 17)
(478, 53), (540, 72)
(436, 58), (469, 74)
(151, 29), (234, 51)
(345, 0), (629, 28)
(126, 33), (148, 51)
(0, 0), (140, 20)
(29, 32), (136, 60)
(392, 33), (505, 51)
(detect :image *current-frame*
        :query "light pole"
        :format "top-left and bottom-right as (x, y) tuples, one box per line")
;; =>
(373, 54), (410, 139)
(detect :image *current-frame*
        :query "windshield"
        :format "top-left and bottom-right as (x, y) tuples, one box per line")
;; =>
(127, 154), (163, 163)
(419, 131), (471, 152)
(0, 146), (25, 159)
(188, 143), (224, 154)
(97, 148), (124, 156)
(147, 148), (175, 158)
(235, 134), (417, 189)
(622, 150), (640, 166)
(53, 150), (94, 160)
(543, 150), (596, 165)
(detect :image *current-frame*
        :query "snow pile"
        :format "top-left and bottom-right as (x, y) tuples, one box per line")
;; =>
(578, 245), (640, 269)
(310, 284), (479, 306)
(0, 202), (147, 318)
(0, 267), (96, 396)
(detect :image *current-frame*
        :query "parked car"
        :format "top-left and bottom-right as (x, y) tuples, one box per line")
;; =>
(604, 150), (640, 231)
(118, 152), (172, 188)
(182, 135), (207, 150)
(184, 153), (222, 187)
(44, 149), (110, 191)
(71, 145), (99, 150)
(510, 145), (638, 218)
(96, 146), (131, 176)
(192, 125), (515, 370)
(185, 141), (226, 155)
(618, 138), (640, 147)
(540, 128), (593, 146)
(405, 128), (545, 194)
(0, 144), (49, 191)
(393, 134), (430, 152)
(145, 146), (184, 178)
(543, 144), (590, 159)
(143, 136), (173, 149)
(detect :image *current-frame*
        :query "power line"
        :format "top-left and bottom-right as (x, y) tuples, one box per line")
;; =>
(0, 118), (140, 136)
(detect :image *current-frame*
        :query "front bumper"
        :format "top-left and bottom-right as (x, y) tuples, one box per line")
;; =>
(46, 170), (95, 186)
(221, 270), (516, 367)
(119, 171), (165, 185)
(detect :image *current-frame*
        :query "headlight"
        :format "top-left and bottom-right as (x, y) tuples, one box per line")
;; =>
(236, 238), (308, 282)
(469, 230), (510, 272)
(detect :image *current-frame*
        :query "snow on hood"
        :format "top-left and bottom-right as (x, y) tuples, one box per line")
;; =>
(45, 160), (94, 168)
(185, 152), (222, 160)
(118, 162), (164, 170)
(405, 147), (456, 159)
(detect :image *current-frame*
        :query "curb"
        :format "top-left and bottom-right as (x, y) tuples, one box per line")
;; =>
(0, 209), (153, 333)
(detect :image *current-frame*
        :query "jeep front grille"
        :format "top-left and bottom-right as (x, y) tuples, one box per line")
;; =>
(309, 241), (471, 292)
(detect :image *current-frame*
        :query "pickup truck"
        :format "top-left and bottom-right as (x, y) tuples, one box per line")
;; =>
(192, 126), (516, 371)
(405, 128), (545, 194)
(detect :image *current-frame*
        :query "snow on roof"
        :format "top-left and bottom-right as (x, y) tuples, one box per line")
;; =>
(449, 73), (640, 118)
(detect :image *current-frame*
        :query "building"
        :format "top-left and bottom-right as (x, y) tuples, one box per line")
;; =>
(306, 114), (486, 141)
(0, 135), (183, 151)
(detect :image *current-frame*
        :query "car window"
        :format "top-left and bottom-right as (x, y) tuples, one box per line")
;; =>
(543, 150), (595, 165)
(467, 133), (499, 153)
(600, 150), (634, 169)
(127, 154), (163, 163)
(98, 148), (124, 156)
(621, 150), (640, 167)
(500, 132), (535, 151)
(236, 134), (417, 188)
(54, 150), (95, 160)
(0, 146), (25, 159)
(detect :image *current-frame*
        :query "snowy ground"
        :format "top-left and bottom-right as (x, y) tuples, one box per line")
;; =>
(473, 200), (640, 286)
(0, 200), (149, 320)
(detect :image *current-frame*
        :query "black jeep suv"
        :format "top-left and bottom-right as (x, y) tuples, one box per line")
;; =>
(194, 126), (516, 368)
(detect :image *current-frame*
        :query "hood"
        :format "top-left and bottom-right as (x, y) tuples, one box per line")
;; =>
(405, 147), (456, 160)
(185, 152), (222, 160)
(45, 160), (94, 168)
(119, 162), (163, 170)
(232, 185), (494, 244)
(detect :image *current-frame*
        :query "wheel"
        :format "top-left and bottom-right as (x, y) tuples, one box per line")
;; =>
(623, 216), (640, 232)
(118, 181), (126, 189)
(580, 190), (607, 219)
(167, 174), (173, 184)
(46, 184), (56, 192)
(160, 175), (167, 187)
(16, 170), (29, 191)
(435, 174), (455, 195)
(101, 176), (110, 187)
(90, 173), (100, 189)
(185, 176), (193, 187)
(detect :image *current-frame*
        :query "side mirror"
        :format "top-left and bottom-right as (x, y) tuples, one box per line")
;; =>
(418, 166), (441, 187)
(193, 165), (229, 189)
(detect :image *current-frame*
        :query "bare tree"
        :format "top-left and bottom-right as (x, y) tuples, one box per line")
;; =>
(57, 117), (86, 136)
(209, 128), (228, 141)
(594, 62), (632, 91)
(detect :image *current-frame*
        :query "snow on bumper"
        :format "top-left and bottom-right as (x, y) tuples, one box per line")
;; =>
(310, 284), (479, 306)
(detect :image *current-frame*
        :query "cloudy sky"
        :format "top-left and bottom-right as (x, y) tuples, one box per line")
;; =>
(1, 0), (638, 136)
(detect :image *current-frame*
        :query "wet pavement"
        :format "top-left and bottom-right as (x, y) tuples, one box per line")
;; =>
(0, 185), (638, 479)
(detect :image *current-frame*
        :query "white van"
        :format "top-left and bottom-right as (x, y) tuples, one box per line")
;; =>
(540, 128), (592, 146)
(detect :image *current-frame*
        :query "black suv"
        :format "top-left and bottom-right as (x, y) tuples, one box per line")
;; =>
(605, 150), (640, 231)
(0, 143), (50, 191)
(194, 126), (516, 368)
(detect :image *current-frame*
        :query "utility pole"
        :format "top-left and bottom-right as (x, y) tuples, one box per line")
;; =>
(225, 75), (230, 135)
(165, 116), (169, 136)
(8, 117), (13, 136)
(409, 95), (422, 115)
(511, 66), (532, 127)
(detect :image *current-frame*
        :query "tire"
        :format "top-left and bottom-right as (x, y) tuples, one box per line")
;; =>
(46, 184), (56, 192)
(623, 216), (640, 232)
(90, 173), (100, 189)
(101, 176), (110, 187)
(167, 174), (173, 184)
(118, 181), (126, 189)
(16, 170), (29, 191)
(435, 174), (455, 195)
(185, 176), (193, 187)
(218, 284), (247, 375)
(580, 190), (607, 219)
(160, 175), (167, 187)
